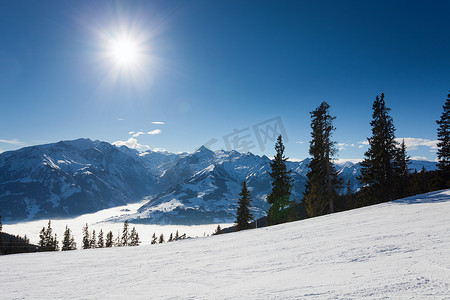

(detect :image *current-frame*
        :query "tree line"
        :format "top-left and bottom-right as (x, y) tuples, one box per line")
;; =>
(0, 217), (189, 255)
(231, 91), (450, 231)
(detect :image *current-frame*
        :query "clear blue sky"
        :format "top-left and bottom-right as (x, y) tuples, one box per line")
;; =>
(0, 0), (449, 161)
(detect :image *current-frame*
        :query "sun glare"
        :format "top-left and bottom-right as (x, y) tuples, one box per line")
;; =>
(110, 38), (139, 66)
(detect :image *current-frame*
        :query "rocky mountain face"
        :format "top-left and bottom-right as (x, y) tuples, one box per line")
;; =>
(0, 139), (437, 224)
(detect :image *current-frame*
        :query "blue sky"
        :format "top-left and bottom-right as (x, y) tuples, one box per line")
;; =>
(0, 0), (449, 161)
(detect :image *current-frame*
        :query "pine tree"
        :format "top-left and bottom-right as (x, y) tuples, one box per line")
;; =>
(39, 226), (46, 249)
(0, 215), (4, 254)
(105, 231), (114, 248)
(62, 225), (76, 251)
(121, 220), (130, 246)
(303, 101), (341, 217)
(90, 230), (97, 249)
(267, 135), (295, 225)
(82, 223), (90, 250)
(436, 91), (450, 188)
(393, 139), (410, 199)
(358, 93), (398, 206)
(175, 230), (179, 241)
(116, 230), (121, 247)
(168, 233), (173, 242)
(130, 227), (140, 246)
(151, 233), (157, 244)
(158, 233), (165, 244)
(39, 220), (58, 251)
(53, 233), (59, 251)
(214, 225), (221, 235)
(234, 180), (254, 231)
(97, 229), (104, 248)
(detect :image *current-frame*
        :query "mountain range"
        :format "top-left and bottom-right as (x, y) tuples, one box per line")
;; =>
(0, 138), (437, 224)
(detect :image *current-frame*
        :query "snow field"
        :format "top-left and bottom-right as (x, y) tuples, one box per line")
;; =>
(1, 190), (450, 299)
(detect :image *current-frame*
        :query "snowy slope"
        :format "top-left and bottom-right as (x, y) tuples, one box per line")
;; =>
(1, 190), (449, 299)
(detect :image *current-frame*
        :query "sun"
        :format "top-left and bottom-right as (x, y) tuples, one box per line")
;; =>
(111, 38), (138, 66)
(105, 35), (143, 69)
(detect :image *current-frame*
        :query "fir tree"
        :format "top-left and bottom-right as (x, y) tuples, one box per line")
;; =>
(121, 220), (130, 246)
(358, 93), (398, 206)
(393, 139), (410, 199)
(0, 215), (3, 254)
(90, 229), (97, 249)
(97, 229), (104, 248)
(39, 226), (46, 249)
(303, 101), (341, 217)
(39, 220), (58, 251)
(62, 225), (76, 251)
(105, 231), (114, 248)
(151, 233), (157, 244)
(267, 135), (295, 225)
(53, 233), (59, 251)
(214, 225), (221, 235)
(158, 233), (165, 244)
(130, 227), (140, 246)
(82, 223), (90, 250)
(234, 180), (254, 231)
(175, 230), (179, 241)
(436, 91), (450, 188)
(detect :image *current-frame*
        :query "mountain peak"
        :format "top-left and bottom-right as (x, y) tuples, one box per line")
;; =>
(195, 145), (214, 156)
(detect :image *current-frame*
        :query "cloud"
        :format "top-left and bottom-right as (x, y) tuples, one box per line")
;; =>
(148, 129), (162, 135)
(0, 139), (22, 145)
(152, 148), (166, 152)
(128, 129), (162, 137)
(396, 137), (438, 151)
(112, 138), (150, 151)
(333, 158), (363, 164)
(296, 141), (304, 144)
(337, 143), (357, 151)
(118, 118), (125, 121)
(411, 156), (433, 161)
(132, 131), (146, 137)
(152, 121), (165, 125)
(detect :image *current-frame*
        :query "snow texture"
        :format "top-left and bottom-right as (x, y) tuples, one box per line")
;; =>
(1, 190), (449, 299)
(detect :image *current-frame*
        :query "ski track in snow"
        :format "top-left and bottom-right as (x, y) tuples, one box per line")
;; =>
(1, 190), (450, 299)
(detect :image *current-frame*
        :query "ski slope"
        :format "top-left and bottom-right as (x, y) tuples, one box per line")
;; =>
(1, 190), (450, 299)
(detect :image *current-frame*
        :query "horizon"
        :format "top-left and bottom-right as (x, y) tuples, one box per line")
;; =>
(1, 1), (449, 162)
(0, 136), (439, 163)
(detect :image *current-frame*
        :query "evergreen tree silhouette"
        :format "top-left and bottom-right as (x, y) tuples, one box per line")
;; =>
(130, 227), (140, 246)
(151, 233), (157, 244)
(267, 135), (295, 225)
(436, 91), (450, 187)
(62, 225), (76, 251)
(358, 93), (398, 205)
(105, 231), (114, 248)
(121, 220), (130, 246)
(304, 101), (341, 217)
(82, 223), (90, 250)
(90, 229), (97, 249)
(235, 180), (254, 231)
(97, 229), (104, 248)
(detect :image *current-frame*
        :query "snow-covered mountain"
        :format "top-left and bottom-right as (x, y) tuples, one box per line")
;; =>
(0, 139), (437, 224)
(2, 190), (449, 298)
(0, 139), (157, 221)
(127, 146), (308, 224)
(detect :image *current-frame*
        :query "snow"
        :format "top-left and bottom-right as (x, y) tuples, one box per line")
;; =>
(1, 190), (450, 299)
(3, 200), (231, 246)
